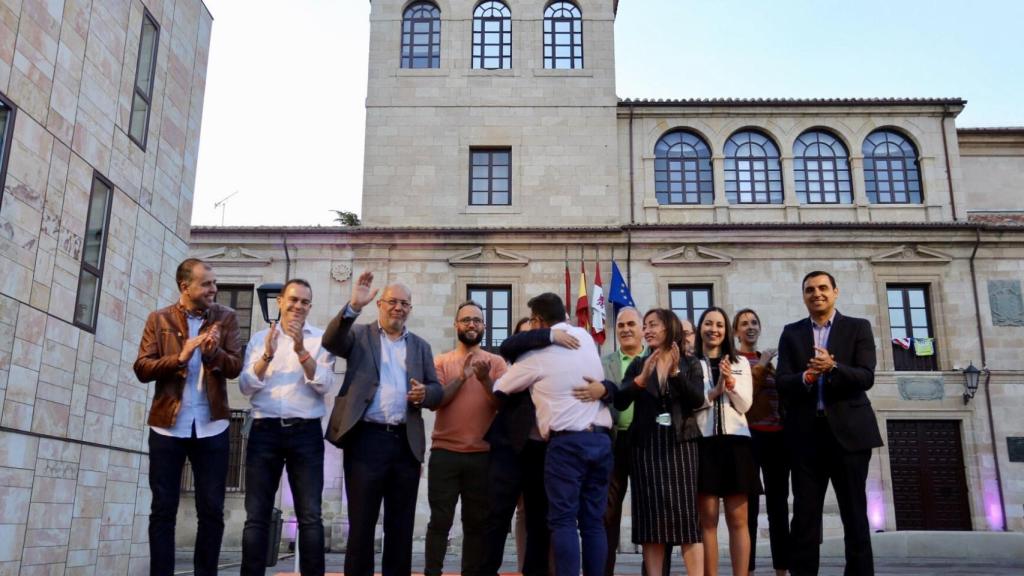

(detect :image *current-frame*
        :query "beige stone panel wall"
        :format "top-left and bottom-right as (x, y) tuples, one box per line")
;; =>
(619, 105), (962, 225)
(362, 105), (621, 226)
(0, 1), (213, 573)
(960, 155), (1024, 212)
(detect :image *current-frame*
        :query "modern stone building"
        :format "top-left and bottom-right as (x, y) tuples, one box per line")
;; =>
(0, 0), (213, 573)
(192, 0), (1024, 558)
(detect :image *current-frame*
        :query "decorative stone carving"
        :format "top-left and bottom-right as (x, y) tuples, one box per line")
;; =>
(896, 376), (945, 401)
(192, 246), (272, 267)
(869, 245), (952, 265)
(988, 280), (1024, 326)
(331, 263), (352, 283)
(650, 245), (733, 267)
(447, 247), (530, 267)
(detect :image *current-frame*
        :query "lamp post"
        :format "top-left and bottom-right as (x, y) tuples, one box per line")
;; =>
(256, 282), (284, 324)
(962, 362), (982, 405)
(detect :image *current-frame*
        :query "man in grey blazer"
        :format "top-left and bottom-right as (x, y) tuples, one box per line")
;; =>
(322, 270), (443, 576)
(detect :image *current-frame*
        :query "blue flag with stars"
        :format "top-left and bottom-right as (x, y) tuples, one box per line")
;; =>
(608, 262), (636, 312)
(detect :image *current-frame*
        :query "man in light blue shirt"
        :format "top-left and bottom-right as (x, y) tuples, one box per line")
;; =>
(239, 278), (335, 575)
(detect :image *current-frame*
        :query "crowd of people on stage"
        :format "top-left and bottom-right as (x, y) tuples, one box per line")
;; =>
(135, 258), (881, 576)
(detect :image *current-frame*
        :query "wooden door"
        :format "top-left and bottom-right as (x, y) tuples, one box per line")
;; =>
(887, 419), (972, 530)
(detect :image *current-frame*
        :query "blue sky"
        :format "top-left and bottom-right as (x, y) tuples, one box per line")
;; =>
(192, 0), (1023, 226)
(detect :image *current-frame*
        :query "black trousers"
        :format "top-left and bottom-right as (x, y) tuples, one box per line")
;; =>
(424, 449), (490, 576)
(148, 427), (229, 576)
(790, 417), (874, 576)
(481, 439), (549, 576)
(748, 428), (791, 572)
(342, 422), (421, 576)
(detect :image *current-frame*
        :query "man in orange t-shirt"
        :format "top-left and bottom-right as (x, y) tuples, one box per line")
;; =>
(424, 300), (508, 576)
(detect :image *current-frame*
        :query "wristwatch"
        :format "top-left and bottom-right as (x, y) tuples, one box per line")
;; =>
(262, 352), (274, 362)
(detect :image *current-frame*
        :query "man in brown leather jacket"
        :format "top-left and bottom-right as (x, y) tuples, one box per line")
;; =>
(134, 258), (242, 576)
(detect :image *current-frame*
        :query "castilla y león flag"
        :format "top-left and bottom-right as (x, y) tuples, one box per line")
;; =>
(590, 263), (606, 345)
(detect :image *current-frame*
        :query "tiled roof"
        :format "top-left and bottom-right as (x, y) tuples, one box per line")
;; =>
(618, 97), (966, 107)
(957, 127), (1024, 134)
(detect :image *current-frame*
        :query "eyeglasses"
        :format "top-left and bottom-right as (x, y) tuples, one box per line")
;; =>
(457, 317), (485, 326)
(381, 298), (412, 310)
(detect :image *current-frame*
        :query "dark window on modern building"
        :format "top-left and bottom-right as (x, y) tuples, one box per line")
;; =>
(128, 10), (159, 148)
(543, 2), (582, 69)
(0, 92), (14, 212)
(401, 2), (441, 69)
(467, 285), (512, 351)
(469, 147), (511, 205)
(863, 130), (922, 204)
(887, 284), (938, 371)
(794, 130), (852, 204)
(654, 130), (713, 205)
(669, 285), (712, 325)
(725, 130), (783, 204)
(73, 174), (114, 332)
(473, 1), (511, 70)
(215, 284), (254, 345)
(183, 409), (248, 493)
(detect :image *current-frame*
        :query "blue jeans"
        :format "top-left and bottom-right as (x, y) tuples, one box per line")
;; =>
(545, 430), (613, 576)
(241, 418), (325, 576)
(149, 427), (229, 576)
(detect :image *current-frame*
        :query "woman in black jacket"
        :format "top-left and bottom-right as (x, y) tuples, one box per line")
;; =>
(615, 308), (707, 576)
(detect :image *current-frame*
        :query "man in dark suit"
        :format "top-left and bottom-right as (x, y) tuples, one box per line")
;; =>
(322, 270), (443, 576)
(776, 271), (883, 576)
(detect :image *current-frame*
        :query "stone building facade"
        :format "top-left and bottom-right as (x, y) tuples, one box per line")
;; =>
(188, 0), (1024, 555)
(0, 0), (212, 573)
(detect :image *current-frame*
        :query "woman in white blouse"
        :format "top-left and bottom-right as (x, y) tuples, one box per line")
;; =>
(694, 307), (760, 576)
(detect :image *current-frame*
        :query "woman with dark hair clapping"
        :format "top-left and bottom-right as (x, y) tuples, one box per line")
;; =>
(615, 308), (706, 576)
(694, 306), (759, 576)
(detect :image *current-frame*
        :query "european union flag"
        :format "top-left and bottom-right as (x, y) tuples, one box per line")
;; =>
(608, 262), (636, 312)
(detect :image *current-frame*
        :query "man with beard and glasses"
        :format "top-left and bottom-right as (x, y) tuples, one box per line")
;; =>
(424, 301), (509, 576)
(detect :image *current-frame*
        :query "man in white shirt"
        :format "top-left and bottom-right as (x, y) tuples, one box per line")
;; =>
(494, 292), (613, 576)
(239, 278), (336, 575)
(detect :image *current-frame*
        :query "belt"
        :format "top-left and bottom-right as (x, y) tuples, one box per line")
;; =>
(254, 417), (320, 428)
(550, 425), (611, 438)
(361, 421), (406, 433)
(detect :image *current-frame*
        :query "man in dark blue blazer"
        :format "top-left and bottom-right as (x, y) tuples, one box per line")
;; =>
(777, 271), (883, 576)
(323, 271), (443, 576)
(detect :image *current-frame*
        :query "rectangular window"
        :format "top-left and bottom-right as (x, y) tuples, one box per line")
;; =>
(887, 284), (938, 371)
(0, 91), (15, 212)
(669, 284), (713, 325)
(73, 173), (113, 332)
(182, 409), (249, 493)
(467, 285), (512, 352)
(215, 284), (255, 345)
(128, 11), (159, 148)
(469, 148), (511, 206)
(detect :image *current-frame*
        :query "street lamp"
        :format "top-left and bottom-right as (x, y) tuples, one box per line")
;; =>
(962, 362), (981, 405)
(256, 282), (284, 324)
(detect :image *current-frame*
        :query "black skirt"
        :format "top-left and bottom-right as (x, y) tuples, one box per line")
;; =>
(630, 424), (701, 544)
(697, 434), (762, 496)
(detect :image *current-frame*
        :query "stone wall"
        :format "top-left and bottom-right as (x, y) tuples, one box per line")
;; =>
(0, 0), (212, 573)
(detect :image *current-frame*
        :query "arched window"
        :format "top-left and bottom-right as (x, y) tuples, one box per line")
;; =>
(654, 130), (713, 205)
(401, 2), (440, 69)
(543, 2), (582, 69)
(725, 130), (783, 204)
(473, 2), (511, 69)
(793, 130), (852, 204)
(863, 130), (922, 204)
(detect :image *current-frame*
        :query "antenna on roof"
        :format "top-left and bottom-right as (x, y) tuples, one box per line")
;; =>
(213, 190), (241, 226)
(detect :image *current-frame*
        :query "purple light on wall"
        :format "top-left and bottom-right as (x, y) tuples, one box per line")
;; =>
(985, 484), (1004, 530)
(867, 484), (886, 531)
